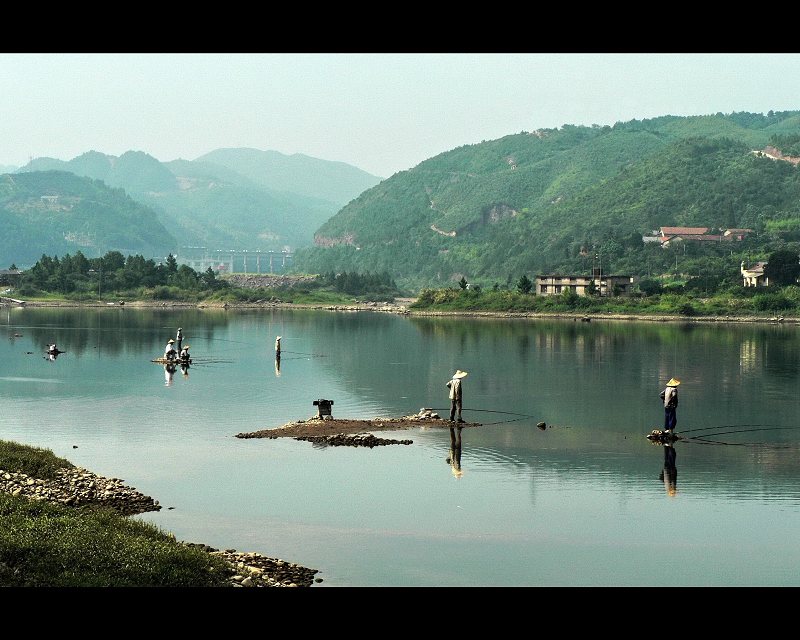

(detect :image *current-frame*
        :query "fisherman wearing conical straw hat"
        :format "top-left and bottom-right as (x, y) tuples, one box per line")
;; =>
(446, 369), (468, 423)
(660, 377), (680, 435)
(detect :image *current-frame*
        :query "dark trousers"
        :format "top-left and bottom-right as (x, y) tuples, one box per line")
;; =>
(664, 406), (677, 431)
(450, 398), (462, 421)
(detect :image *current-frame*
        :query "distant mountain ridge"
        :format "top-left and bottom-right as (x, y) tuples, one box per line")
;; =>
(294, 110), (800, 289)
(196, 147), (383, 205)
(12, 148), (383, 262)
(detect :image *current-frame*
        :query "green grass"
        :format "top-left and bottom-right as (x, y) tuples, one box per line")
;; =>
(411, 287), (800, 317)
(0, 440), (73, 480)
(0, 439), (233, 587)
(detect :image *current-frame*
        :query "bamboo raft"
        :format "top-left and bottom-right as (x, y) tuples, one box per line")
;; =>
(151, 357), (192, 365)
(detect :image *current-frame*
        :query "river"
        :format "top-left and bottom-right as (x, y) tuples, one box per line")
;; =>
(2, 306), (800, 586)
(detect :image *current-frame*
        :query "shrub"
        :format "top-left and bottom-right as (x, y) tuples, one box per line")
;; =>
(753, 293), (795, 312)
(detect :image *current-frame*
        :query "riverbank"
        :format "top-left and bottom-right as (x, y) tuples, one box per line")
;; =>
(0, 453), (321, 587)
(5, 296), (799, 325)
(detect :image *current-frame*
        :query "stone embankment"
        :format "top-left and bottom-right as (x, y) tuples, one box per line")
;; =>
(185, 544), (322, 587)
(293, 433), (414, 447)
(0, 466), (160, 517)
(222, 274), (318, 289)
(1, 466), (322, 587)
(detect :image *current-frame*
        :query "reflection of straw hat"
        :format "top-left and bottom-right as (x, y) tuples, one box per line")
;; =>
(666, 378), (680, 387)
(453, 370), (468, 378)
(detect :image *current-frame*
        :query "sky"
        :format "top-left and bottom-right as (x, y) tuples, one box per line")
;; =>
(1, 53), (800, 179)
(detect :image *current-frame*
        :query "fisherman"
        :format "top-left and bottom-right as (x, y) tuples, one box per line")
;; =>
(47, 343), (58, 354)
(660, 377), (680, 435)
(179, 343), (190, 362)
(176, 327), (183, 352)
(164, 338), (177, 362)
(446, 369), (468, 423)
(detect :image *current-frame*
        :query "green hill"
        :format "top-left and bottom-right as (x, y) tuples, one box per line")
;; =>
(17, 149), (372, 254)
(294, 110), (800, 289)
(0, 171), (175, 266)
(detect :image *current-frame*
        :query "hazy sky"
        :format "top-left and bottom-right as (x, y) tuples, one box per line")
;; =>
(1, 53), (799, 178)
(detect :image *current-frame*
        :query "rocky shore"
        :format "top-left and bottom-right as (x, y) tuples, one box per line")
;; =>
(0, 465), (322, 587)
(236, 411), (475, 443)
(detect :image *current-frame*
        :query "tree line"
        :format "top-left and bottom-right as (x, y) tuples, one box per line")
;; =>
(13, 250), (226, 299)
(7, 252), (404, 303)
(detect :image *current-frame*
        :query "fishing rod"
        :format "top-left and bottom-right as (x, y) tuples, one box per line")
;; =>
(430, 407), (542, 419)
(681, 426), (798, 439)
(669, 424), (800, 449)
(426, 407), (543, 426)
(279, 350), (327, 357)
(678, 424), (781, 434)
(685, 436), (794, 449)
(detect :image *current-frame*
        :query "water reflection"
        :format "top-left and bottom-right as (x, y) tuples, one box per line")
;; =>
(447, 426), (463, 479)
(658, 442), (678, 497)
(164, 363), (176, 386)
(6, 307), (234, 357)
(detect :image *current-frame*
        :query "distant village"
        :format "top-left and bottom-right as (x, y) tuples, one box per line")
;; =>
(535, 225), (767, 298)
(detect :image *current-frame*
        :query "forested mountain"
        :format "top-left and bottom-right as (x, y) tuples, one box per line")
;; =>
(294, 111), (800, 290)
(0, 171), (174, 265)
(14, 149), (381, 260)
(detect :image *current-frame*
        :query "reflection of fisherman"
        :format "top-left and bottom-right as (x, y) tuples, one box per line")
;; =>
(176, 328), (183, 352)
(446, 426), (463, 479)
(164, 363), (176, 386)
(181, 361), (190, 378)
(164, 338), (177, 362)
(274, 357), (281, 377)
(446, 369), (468, 422)
(275, 336), (281, 358)
(659, 441), (678, 497)
(659, 377), (680, 434)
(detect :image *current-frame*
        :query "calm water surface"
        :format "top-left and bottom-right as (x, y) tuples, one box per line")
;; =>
(2, 306), (800, 587)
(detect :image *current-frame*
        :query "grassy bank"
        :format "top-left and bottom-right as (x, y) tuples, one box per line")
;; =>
(410, 286), (800, 319)
(0, 441), (323, 588)
(0, 441), (233, 587)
